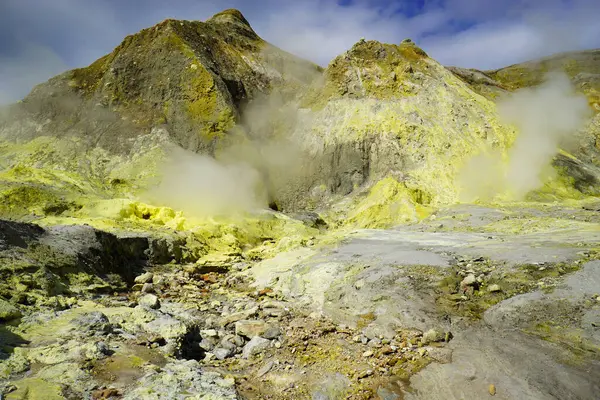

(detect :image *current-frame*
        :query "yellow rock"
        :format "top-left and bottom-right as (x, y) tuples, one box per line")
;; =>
(489, 383), (497, 396)
(5, 378), (64, 400)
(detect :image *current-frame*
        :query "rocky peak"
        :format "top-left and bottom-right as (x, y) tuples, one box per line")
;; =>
(208, 9), (252, 28)
(302, 38), (435, 108)
(8, 9), (320, 155)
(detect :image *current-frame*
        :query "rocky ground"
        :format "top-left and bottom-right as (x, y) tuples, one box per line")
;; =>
(1, 201), (600, 399)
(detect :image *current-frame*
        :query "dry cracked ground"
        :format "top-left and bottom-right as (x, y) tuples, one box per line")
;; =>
(1, 201), (600, 399)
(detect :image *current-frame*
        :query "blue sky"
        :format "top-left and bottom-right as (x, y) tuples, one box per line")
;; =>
(1, 0), (600, 104)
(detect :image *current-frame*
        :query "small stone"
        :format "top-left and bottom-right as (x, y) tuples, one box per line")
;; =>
(488, 284), (502, 293)
(256, 360), (274, 377)
(141, 283), (154, 293)
(152, 275), (165, 286)
(201, 329), (219, 338)
(138, 294), (160, 309)
(213, 347), (233, 360)
(422, 329), (445, 345)
(199, 338), (216, 351)
(242, 336), (271, 359)
(362, 350), (374, 358)
(596, 296), (600, 302)
(135, 272), (154, 284)
(274, 341), (282, 349)
(261, 301), (288, 318)
(417, 348), (427, 357)
(357, 369), (374, 379)
(96, 341), (111, 356)
(461, 274), (477, 287)
(220, 337), (238, 351)
(353, 335), (362, 343)
(263, 327), (281, 340)
(489, 384), (496, 396)
(425, 346), (453, 364)
(204, 352), (215, 361)
(233, 335), (245, 347)
(235, 320), (270, 338)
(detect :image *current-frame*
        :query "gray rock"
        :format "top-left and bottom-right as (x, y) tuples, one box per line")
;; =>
(220, 336), (238, 351)
(138, 294), (160, 309)
(0, 299), (21, 321)
(233, 335), (245, 347)
(199, 338), (216, 351)
(213, 347), (233, 360)
(135, 272), (154, 284)
(141, 283), (154, 293)
(242, 336), (270, 359)
(263, 327), (281, 340)
(96, 341), (112, 356)
(70, 312), (111, 333)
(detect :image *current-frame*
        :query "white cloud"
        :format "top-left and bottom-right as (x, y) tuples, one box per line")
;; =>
(1, 0), (599, 103)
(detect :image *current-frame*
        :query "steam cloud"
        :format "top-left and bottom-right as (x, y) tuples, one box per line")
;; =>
(459, 72), (592, 201)
(144, 146), (267, 218)
(144, 89), (310, 218)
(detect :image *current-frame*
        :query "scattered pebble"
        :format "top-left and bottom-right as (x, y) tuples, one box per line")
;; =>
(489, 384), (496, 396)
(362, 350), (374, 358)
(488, 284), (502, 293)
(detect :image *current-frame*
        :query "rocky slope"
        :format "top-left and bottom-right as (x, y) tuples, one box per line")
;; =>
(1, 7), (600, 400)
(276, 38), (514, 214)
(2, 9), (320, 154)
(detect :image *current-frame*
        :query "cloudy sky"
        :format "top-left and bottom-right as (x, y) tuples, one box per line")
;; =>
(1, 0), (600, 104)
